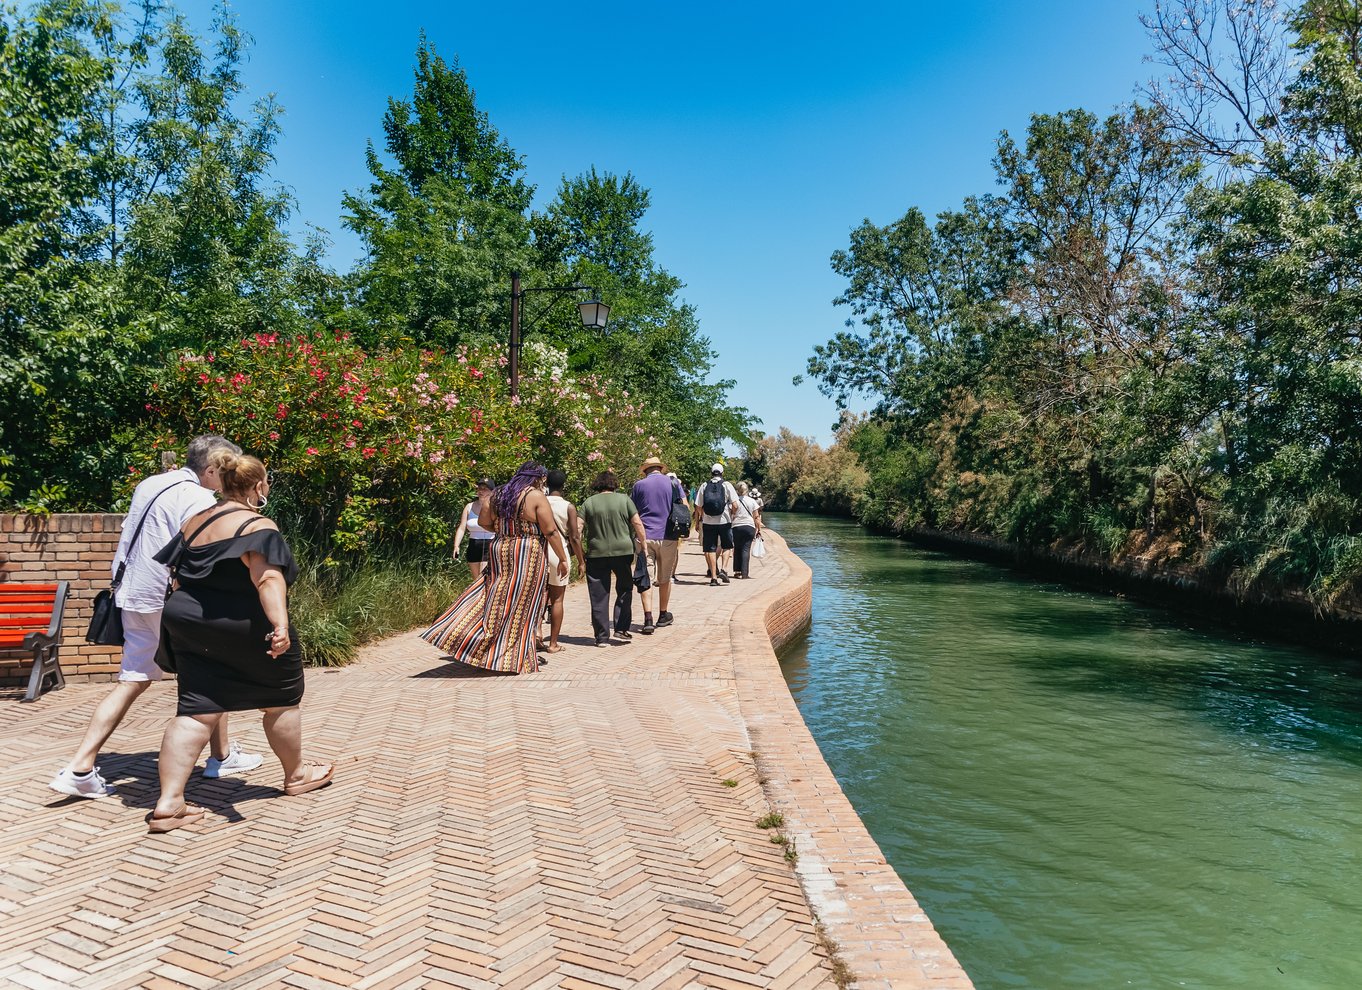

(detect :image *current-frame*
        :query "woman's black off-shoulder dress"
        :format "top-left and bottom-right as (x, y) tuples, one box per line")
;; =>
(154, 513), (303, 717)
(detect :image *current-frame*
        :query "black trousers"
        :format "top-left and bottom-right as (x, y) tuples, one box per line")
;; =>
(586, 555), (634, 640)
(731, 525), (757, 577)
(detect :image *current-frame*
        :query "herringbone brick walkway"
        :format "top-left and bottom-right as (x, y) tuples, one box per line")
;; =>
(0, 536), (969, 989)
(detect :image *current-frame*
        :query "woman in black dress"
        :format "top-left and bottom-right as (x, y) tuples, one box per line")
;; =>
(147, 450), (332, 831)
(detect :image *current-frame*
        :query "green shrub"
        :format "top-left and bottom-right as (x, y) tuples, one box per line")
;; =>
(290, 553), (469, 667)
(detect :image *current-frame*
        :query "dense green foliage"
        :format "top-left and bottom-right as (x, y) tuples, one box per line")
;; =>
(0, 2), (747, 519)
(778, 0), (1362, 605)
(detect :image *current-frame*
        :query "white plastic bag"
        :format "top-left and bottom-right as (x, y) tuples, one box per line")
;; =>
(751, 536), (767, 559)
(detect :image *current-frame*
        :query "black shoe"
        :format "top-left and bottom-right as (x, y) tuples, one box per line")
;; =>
(641, 623), (655, 635)
(719, 572), (730, 584)
(656, 612), (674, 627)
(709, 578), (719, 586)
(615, 629), (633, 640)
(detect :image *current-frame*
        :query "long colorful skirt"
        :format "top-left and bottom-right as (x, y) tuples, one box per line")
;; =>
(420, 534), (546, 674)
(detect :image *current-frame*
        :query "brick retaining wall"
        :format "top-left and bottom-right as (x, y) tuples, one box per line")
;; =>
(0, 514), (125, 686)
(737, 530), (975, 989)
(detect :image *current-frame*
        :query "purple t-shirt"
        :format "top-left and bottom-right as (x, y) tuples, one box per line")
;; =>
(631, 471), (679, 541)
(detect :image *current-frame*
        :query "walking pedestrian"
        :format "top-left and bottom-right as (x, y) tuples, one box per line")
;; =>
(731, 481), (762, 578)
(49, 436), (262, 800)
(580, 471), (648, 646)
(149, 450), (329, 831)
(631, 457), (681, 633)
(451, 479), (496, 581)
(543, 470), (584, 653)
(694, 463), (739, 586)
(421, 462), (570, 673)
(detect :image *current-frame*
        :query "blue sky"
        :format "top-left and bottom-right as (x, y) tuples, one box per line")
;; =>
(194, 1), (1156, 445)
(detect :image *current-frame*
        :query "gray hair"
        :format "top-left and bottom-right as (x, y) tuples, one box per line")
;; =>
(185, 434), (241, 474)
(736, 481), (749, 496)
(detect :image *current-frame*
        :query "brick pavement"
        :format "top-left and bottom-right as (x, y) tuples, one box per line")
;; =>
(0, 535), (972, 989)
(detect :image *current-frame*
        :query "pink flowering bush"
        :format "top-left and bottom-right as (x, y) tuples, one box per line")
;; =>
(136, 334), (670, 557)
(141, 333), (537, 553)
(518, 353), (667, 493)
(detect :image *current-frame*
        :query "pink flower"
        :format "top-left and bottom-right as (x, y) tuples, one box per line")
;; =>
(269, 431), (280, 441)
(306, 447), (319, 456)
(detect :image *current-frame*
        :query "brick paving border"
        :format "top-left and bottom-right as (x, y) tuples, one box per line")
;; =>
(0, 531), (972, 989)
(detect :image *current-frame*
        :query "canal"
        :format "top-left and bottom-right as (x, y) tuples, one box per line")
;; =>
(769, 513), (1362, 990)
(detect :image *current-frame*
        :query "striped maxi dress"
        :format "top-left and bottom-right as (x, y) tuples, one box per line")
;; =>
(420, 493), (547, 674)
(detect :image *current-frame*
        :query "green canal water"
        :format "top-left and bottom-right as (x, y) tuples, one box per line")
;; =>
(769, 513), (1362, 990)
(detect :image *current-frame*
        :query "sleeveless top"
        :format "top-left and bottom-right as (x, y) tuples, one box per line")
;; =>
(546, 495), (572, 555)
(498, 492), (544, 539)
(467, 501), (494, 540)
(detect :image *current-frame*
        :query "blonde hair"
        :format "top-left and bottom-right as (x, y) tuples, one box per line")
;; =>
(736, 481), (750, 496)
(208, 448), (267, 504)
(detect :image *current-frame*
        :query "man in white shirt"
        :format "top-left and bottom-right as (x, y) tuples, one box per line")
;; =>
(693, 463), (740, 586)
(50, 435), (263, 799)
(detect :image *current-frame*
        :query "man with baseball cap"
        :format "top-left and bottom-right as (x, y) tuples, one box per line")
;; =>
(695, 462), (739, 586)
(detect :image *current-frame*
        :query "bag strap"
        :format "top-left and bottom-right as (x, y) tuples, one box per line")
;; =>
(184, 505), (252, 547)
(113, 480), (191, 588)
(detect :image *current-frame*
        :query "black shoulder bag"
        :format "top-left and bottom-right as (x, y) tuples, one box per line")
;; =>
(85, 481), (190, 646)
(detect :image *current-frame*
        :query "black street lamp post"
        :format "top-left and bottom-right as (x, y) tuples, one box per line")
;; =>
(509, 271), (610, 397)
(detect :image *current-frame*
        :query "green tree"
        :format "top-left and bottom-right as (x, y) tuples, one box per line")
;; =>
(342, 36), (533, 347)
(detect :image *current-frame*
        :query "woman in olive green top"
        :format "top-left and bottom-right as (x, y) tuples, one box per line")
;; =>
(579, 470), (648, 646)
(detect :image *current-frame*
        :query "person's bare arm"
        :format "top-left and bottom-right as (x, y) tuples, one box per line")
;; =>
(244, 531), (290, 657)
(566, 504), (585, 561)
(452, 502), (471, 561)
(630, 511), (647, 550)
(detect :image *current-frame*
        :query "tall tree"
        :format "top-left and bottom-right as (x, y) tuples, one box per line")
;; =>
(343, 36), (533, 347)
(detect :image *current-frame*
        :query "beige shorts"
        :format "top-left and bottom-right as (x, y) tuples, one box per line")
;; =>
(546, 547), (570, 588)
(646, 539), (677, 586)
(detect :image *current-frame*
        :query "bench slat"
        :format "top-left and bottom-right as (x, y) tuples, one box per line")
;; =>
(0, 584), (62, 594)
(0, 617), (53, 627)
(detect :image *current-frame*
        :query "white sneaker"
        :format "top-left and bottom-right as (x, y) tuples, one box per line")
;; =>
(203, 740), (264, 778)
(49, 767), (116, 799)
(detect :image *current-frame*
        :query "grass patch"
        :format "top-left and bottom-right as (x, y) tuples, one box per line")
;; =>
(813, 921), (855, 989)
(755, 812), (785, 830)
(721, 779), (739, 788)
(290, 554), (468, 667)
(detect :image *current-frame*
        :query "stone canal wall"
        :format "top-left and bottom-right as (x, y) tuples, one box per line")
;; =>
(737, 530), (974, 989)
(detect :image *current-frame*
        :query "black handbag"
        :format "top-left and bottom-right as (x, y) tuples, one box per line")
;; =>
(84, 480), (190, 646)
(85, 586), (124, 645)
(665, 489), (693, 539)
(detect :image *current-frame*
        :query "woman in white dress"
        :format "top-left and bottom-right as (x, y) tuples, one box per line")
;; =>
(543, 470), (585, 653)
(452, 479), (496, 581)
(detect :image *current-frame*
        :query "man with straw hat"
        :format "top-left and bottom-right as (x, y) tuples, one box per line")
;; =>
(631, 455), (685, 634)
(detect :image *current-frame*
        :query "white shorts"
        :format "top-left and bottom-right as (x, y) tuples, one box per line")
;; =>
(119, 609), (165, 682)
(546, 548), (571, 588)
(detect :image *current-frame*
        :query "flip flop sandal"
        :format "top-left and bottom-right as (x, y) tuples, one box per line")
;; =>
(545, 644), (566, 654)
(147, 803), (208, 833)
(283, 762), (334, 796)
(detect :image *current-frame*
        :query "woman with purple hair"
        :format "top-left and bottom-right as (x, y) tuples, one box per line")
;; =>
(420, 461), (571, 674)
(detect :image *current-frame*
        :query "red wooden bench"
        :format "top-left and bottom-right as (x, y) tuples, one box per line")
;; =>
(0, 582), (70, 702)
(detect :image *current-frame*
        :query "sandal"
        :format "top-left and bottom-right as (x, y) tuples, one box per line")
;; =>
(545, 644), (566, 654)
(147, 803), (208, 833)
(283, 762), (334, 796)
